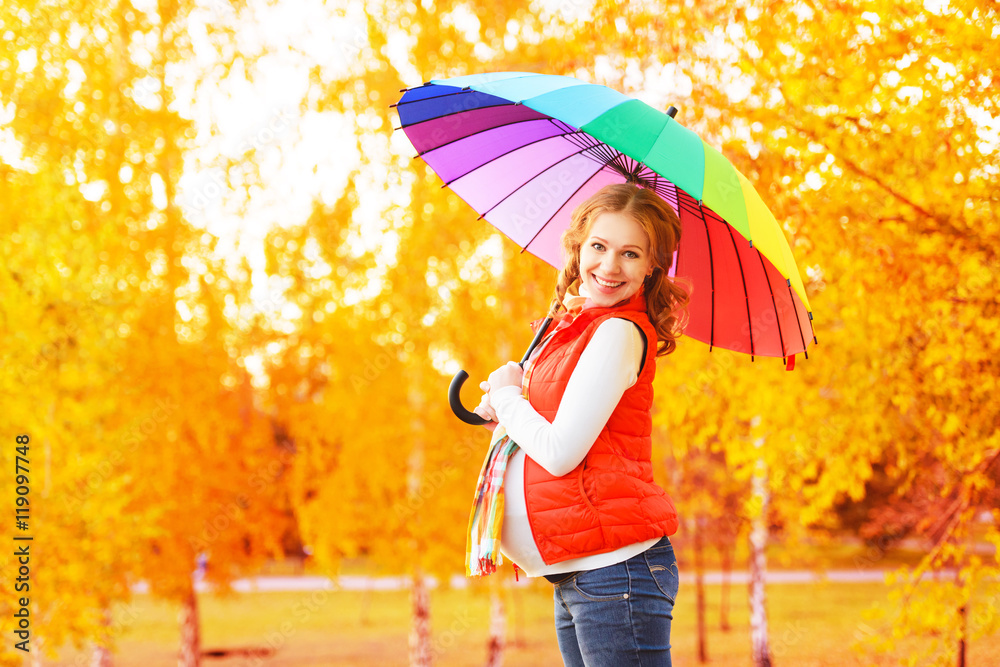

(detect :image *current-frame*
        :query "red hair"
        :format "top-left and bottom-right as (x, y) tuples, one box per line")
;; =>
(548, 184), (689, 356)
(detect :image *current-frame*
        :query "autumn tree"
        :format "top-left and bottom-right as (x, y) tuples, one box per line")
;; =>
(2, 1), (291, 665)
(711, 1), (1000, 662)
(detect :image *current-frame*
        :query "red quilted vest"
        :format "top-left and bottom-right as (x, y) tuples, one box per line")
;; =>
(522, 291), (679, 565)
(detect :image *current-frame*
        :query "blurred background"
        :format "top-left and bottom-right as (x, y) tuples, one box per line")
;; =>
(1, 0), (998, 665)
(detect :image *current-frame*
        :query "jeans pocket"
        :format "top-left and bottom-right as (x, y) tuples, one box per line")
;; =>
(645, 551), (679, 604)
(571, 562), (631, 602)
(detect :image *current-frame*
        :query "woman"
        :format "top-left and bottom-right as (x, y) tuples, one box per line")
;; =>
(468, 183), (689, 666)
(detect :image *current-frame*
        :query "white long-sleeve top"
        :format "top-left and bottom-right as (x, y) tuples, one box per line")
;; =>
(492, 317), (659, 577)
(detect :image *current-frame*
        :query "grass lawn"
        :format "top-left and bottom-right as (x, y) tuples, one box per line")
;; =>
(48, 578), (1000, 666)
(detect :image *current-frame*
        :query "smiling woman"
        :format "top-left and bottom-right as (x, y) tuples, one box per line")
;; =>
(467, 183), (689, 666)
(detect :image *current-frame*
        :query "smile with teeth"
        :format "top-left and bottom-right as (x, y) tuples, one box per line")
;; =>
(593, 275), (625, 288)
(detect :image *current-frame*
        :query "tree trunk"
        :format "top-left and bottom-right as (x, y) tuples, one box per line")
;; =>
(957, 568), (967, 667)
(91, 607), (114, 667)
(178, 586), (200, 667)
(486, 587), (506, 667)
(360, 581), (372, 626)
(749, 450), (772, 667)
(410, 573), (432, 667)
(30, 634), (43, 667)
(92, 645), (113, 667)
(957, 603), (967, 667)
(694, 515), (708, 663)
(512, 585), (525, 648)
(720, 539), (732, 632)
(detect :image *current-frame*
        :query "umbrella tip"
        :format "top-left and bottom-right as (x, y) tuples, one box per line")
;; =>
(666, 106), (678, 118)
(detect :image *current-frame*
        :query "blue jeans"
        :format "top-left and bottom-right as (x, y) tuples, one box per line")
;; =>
(551, 537), (678, 666)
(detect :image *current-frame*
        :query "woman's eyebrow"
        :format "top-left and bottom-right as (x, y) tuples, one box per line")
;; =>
(590, 235), (644, 251)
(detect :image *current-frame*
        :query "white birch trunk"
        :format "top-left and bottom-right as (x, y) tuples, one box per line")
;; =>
(720, 540), (732, 632)
(178, 586), (200, 667)
(409, 573), (432, 667)
(91, 607), (113, 667)
(486, 588), (506, 667)
(956, 569), (967, 667)
(91, 645), (113, 667)
(694, 514), (708, 663)
(30, 635), (43, 667)
(749, 448), (772, 667)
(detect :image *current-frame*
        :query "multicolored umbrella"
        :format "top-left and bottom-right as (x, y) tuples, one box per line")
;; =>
(394, 72), (815, 420)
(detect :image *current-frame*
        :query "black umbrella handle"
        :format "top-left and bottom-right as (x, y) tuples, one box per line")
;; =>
(448, 370), (489, 425)
(448, 317), (553, 426)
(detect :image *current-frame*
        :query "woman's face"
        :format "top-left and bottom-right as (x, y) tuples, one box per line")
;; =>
(578, 211), (654, 308)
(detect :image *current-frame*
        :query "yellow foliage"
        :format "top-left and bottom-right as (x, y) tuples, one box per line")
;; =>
(4, 0), (997, 662)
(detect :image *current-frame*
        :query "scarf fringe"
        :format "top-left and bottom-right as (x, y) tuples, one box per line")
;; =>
(465, 428), (519, 577)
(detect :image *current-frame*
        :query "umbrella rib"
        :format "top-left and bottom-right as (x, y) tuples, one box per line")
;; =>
(561, 130), (623, 169)
(399, 100), (516, 130)
(518, 162), (607, 254)
(554, 125), (629, 169)
(467, 146), (597, 218)
(439, 136), (588, 187)
(395, 87), (472, 109)
(756, 250), (788, 357)
(416, 117), (561, 157)
(693, 204), (717, 351)
(724, 224), (755, 359)
(784, 280), (810, 355)
(546, 122), (632, 175)
(672, 192), (683, 278)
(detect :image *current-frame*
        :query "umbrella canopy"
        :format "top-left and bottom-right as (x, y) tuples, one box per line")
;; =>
(395, 71), (815, 360)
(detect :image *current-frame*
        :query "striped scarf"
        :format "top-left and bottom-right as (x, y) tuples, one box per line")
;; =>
(465, 289), (594, 577)
(466, 425), (520, 576)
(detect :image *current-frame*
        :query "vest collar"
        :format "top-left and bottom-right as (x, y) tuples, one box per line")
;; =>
(558, 284), (648, 327)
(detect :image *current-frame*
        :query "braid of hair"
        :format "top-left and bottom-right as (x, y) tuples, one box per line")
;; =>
(547, 264), (579, 318)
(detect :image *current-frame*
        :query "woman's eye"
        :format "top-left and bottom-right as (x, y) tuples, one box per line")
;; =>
(625, 251), (639, 259)
(591, 243), (605, 251)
